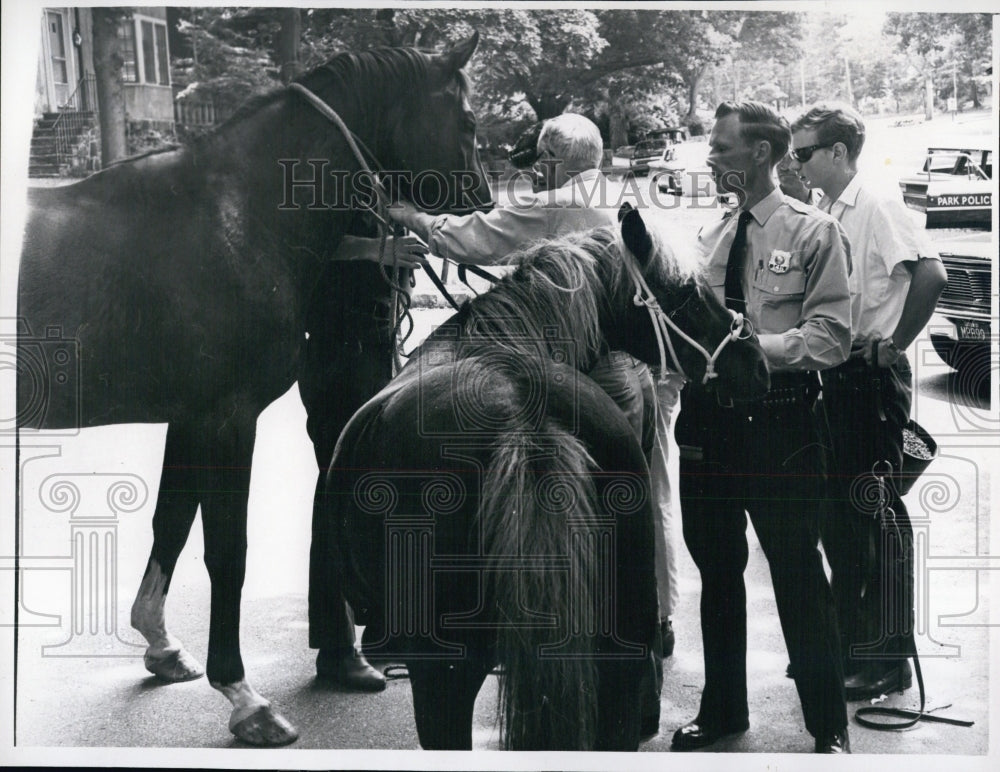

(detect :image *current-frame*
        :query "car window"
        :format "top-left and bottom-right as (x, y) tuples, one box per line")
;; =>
(635, 139), (668, 154)
(923, 150), (963, 174)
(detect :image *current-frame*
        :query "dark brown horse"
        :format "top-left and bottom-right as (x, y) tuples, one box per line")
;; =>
(16, 35), (492, 745)
(324, 208), (770, 749)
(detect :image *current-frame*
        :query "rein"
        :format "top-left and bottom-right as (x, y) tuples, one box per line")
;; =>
(849, 350), (973, 732)
(620, 247), (753, 385)
(289, 81), (466, 370)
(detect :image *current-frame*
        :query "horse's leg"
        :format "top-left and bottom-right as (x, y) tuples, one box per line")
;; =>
(197, 415), (298, 747)
(408, 658), (491, 750)
(130, 423), (204, 682)
(595, 658), (647, 751)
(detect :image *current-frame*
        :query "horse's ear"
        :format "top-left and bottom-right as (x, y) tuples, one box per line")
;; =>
(621, 207), (654, 267)
(442, 31), (479, 72)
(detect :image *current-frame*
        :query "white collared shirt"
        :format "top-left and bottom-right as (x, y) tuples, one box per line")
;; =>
(819, 172), (940, 343)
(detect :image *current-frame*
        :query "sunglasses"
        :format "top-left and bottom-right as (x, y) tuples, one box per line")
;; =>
(791, 143), (834, 163)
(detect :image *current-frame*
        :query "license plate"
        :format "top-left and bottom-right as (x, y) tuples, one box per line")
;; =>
(958, 320), (989, 340)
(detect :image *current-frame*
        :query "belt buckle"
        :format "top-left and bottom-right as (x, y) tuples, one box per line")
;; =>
(716, 391), (734, 409)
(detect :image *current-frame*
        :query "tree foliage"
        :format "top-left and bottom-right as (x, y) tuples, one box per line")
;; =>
(164, 8), (992, 148)
(884, 12), (993, 117)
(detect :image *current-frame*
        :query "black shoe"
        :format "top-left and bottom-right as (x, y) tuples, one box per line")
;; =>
(660, 619), (675, 658)
(671, 718), (749, 751)
(316, 649), (386, 692)
(844, 660), (912, 701)
(815, 728), (851, 753)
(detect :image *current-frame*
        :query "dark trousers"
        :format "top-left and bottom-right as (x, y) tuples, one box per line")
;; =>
(676, 375), (847, 738)
(820, 355), (915, 671)
(302, 264), (401, 653)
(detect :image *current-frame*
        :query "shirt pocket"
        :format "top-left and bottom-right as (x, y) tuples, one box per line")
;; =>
(751, 251), (808, 330)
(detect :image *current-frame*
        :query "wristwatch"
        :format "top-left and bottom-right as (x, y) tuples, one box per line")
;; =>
(880, 337), (901, 364)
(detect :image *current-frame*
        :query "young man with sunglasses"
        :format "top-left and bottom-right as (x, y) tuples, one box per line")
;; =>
(789, 103), (946, 701)
(671, 100), (852, 754)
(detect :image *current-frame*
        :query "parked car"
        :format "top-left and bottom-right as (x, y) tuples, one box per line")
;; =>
(928, 231), (992, 373)
(643, 126), (690, 144)
(629, 127), (691, 176)
(629, 137), (672, 176)
(898, 143), (993, 229)
(611, 145), (635, 172)
(650, 140), (718, 198)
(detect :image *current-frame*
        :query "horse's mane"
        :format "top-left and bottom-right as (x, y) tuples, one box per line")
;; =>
(458, 221), (700, 371)
(182, 45), (460, 158)
(101, 45), (460, 171)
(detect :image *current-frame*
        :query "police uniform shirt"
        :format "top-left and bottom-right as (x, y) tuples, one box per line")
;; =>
(819, 171), (941, 345)
(697, 187), (852, 373)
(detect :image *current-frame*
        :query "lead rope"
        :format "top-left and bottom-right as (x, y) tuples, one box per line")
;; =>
(853, 342), (972, 731)
(621, 247), (752, 385)
(853, 459), (971, 730)
(290, 82), (426, 375)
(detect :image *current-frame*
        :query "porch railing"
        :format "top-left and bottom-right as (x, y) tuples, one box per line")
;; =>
(50, 111), (96, 168)
(59, 73), (98, 114)
(175, 99), (217, 128)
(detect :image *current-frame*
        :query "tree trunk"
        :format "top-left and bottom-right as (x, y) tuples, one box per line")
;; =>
(277, 8), (301, 85)
(375, 9), (400, 46)
(843, 56), (854, 107)
(924, 75), (934, 121)
(91, 9), (127, 166)
(686, 66), (706, 121)
(608, 93), (629, 148)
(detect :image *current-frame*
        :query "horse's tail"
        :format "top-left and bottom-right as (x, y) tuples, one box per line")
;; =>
(480, 422), (600, 750)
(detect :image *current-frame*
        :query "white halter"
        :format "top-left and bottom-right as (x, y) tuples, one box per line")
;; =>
(621, 247), (754, 385)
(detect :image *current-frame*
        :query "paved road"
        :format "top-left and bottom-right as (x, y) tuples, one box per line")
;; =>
(9, 303), (994, 762)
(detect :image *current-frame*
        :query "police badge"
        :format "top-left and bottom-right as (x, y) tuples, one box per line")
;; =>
(768, 249), (791, 274)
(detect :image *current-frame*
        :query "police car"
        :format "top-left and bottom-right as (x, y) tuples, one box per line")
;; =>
(898, 143), (992, 229)
(928, 231), (992, 374)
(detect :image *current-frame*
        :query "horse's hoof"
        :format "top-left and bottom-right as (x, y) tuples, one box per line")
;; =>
(231, 705), (299, 747)
(143, 648), (204, 682)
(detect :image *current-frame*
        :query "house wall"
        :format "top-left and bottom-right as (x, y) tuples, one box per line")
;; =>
(37, 6), (174, 124)
(125, 85), (174, 124)
(125, 9), (174, 124)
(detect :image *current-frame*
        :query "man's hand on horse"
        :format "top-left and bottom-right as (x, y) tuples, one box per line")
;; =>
(387, 199), (435, 244)
(336, 233), (428, 268)
(381, 234), (429, 268)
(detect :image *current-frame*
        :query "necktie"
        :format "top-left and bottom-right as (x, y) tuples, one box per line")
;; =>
(724, 210), (753, 314)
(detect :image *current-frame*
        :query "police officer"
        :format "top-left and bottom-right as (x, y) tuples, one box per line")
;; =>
(671, 101), (852, 754)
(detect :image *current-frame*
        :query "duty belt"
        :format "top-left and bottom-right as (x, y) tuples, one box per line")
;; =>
(758, 371), (820, 410)
(710, 371), (819, 410)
